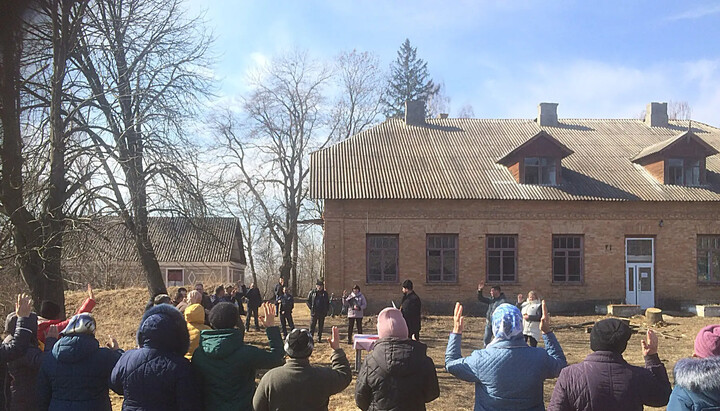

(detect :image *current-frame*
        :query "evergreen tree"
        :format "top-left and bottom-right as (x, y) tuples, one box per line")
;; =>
(381, 38), (438, 119)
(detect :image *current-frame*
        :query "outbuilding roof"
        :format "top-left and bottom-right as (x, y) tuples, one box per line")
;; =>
(310, 118), (720, 201)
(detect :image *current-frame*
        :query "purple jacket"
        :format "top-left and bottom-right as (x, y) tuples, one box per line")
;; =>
(548, 351), (671, 411)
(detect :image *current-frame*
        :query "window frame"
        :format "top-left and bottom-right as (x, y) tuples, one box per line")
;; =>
(523, 156), (557, 185)
(697, 235), (720, 284)
(667, 158), (701, 186)
(552, 235), (584, 284)
(166, 268), (184, 285)
(486, 234), (518, 283)
(426, 234), (459, 284)
(366, 234), (399, 284)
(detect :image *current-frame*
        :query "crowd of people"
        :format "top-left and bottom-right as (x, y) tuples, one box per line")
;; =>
(0, 279), (717, 411)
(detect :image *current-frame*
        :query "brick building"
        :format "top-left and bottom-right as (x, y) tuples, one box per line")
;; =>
(310, 101), (720, 313)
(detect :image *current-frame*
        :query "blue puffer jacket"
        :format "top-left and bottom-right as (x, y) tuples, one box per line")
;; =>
(110, 304), (201, 411)
(667, 356), (720, 411)
(37, 333), (122, 411)
(446, 332), (566, 411)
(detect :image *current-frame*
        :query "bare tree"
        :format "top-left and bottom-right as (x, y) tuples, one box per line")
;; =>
(457, 103), (475, 118)
(70, 0), (213, 297)
(332, 50), (384, 141)
(426, 81), (451, 118)
(213, 51), (333, 295)
(668, 100), (692, 121)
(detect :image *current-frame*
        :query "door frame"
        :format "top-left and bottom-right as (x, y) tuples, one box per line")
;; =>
(625, 237), (655, 308)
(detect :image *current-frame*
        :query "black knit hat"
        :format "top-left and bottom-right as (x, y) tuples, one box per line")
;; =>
(40, 301), (62, 320)
(590, 318), (632, 354)
(316, 280), (324, 286)
(402, 279), (413, 290)
(208, 302), (239, 330)
(284, 328), (314, 358)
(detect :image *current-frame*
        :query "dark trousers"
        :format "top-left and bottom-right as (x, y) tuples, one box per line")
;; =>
(483, 322), (493, 347)
(408, 328), (420, 341)
(347, 317), (362, 343)
(246, 305), (260, 331)
(524, 334), (538, 347)
(280, 311), (294, 337)
(310, 315), (325, 341)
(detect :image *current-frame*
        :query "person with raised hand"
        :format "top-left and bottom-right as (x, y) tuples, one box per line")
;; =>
(446, 300), (566, 410)
(192, 301), (284, 411)
(253, 326), (351, 411)
(38, 284), (96, 344)
(38, 313), (122, 410)
(549, 318), (671, 410)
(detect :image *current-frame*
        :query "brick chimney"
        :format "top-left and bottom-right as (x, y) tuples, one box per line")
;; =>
(405, 100), (426, 126)
(537, 102), (559, 127)
(645, 102), (668, 127)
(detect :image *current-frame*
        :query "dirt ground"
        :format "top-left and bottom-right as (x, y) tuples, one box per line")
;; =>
(59, 288), (718, 411)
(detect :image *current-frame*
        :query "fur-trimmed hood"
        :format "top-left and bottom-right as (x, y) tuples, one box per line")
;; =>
(673, 355), (720, 393)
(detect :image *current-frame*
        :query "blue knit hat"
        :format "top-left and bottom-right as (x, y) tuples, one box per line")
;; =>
(490, 303), (523, 342)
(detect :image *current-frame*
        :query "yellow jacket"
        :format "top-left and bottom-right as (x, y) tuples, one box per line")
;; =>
(184, 303), (210, 359)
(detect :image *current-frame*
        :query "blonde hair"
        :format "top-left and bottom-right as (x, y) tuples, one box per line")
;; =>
(528, 290), (538, 300)
(187, 290), (202, 304)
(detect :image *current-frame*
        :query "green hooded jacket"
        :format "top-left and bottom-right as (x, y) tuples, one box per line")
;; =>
(192, 326), (284, 411)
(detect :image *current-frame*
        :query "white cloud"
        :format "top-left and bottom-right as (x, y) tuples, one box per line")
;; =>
(666, 4), (720, 21)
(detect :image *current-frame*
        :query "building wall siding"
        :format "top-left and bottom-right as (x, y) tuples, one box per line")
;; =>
(323, 199), (720, 314)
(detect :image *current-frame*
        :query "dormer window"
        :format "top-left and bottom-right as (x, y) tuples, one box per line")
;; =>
(667, 158), (700, 186)
(631, 131), (717, 187)
(524, 157), (556, 185)
(496, 130), (574, 186)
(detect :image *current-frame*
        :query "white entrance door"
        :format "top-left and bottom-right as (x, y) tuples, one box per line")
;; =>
(625, 238), (655, 309)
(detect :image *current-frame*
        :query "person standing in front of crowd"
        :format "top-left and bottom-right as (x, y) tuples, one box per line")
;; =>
(307, 280), (330, 343)
(37, 284), (96, 345)
(667, 324), (720, 410)
(253, 326), (352, 411)
(245, 283), (262, 332)
(400, 280), (421, 341)
(192, 302), (284, 411)
(274, 277), (285, 317)
(516, 291), (542, 347)
(477, 280), (508, 347)
(549, 318), (670, 410)
(446, 302), (566, 410)
(355, 307), (439, 411)
(343, 285), (367, 345)
(38, 313), (123, 411)
(278, 286), (295, 338)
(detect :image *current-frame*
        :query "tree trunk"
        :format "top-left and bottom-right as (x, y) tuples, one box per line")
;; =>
(291, 227), (298, 296)
(645, 308), (663, 325)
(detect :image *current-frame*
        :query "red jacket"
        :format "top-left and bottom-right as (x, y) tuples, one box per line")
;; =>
(37, 298), (96, 343)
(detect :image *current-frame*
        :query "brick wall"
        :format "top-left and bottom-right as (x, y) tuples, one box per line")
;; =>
(323, 199), (720, 314)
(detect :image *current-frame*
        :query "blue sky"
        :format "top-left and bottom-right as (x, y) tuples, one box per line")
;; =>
(187, 0), (720, 125)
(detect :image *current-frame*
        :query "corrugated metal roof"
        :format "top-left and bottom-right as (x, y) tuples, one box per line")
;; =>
(310, 118), (720, 201)
(64, 217), (246, 264)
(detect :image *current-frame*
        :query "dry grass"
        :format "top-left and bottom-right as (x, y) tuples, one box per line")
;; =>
(60, 288), (718, 411)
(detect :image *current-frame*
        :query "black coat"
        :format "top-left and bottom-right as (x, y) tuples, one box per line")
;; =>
(306, 289), (329, 318)
(400, 292), (421, 333)
(278, 294), (294, 314)
(477, 290), (509, 319)
(355, 338), (439, 411)
(246, 287), (263, 309)
(273, 282), (284, 300)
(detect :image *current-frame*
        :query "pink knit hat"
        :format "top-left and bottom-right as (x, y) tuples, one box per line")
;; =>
(377, 308), (408, 339)
(694, 324), (720, 358)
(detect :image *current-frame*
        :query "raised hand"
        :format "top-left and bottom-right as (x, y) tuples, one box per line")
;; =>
(87, 284), (94, 300)
(16, 294), (32, 318)
(46, 325), (59, 340)
(106, 336), (120, 350)
(328, 326), (340, 350)
(539, 300), (551, 334)
(641, 329), (658, 356)
(260, 302), (275, 328)
(477, 281), (485, 291)
(517, 293), (524, 304)
(453, 302), (465, 334)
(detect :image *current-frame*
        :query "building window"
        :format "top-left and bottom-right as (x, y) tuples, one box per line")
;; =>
(667, 158), (700, 186)
(367, 235), (399, 283)
(427, 235), (458, 283)
(486, 235), (517, 282)
(167, 269), (184, 286)
(553, 235), (583, 283)
(698, 235), (720, 283)
(524, 157), (556, 185)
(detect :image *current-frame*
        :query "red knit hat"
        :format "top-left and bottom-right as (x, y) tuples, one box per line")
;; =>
(694, 324), (720, 358)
